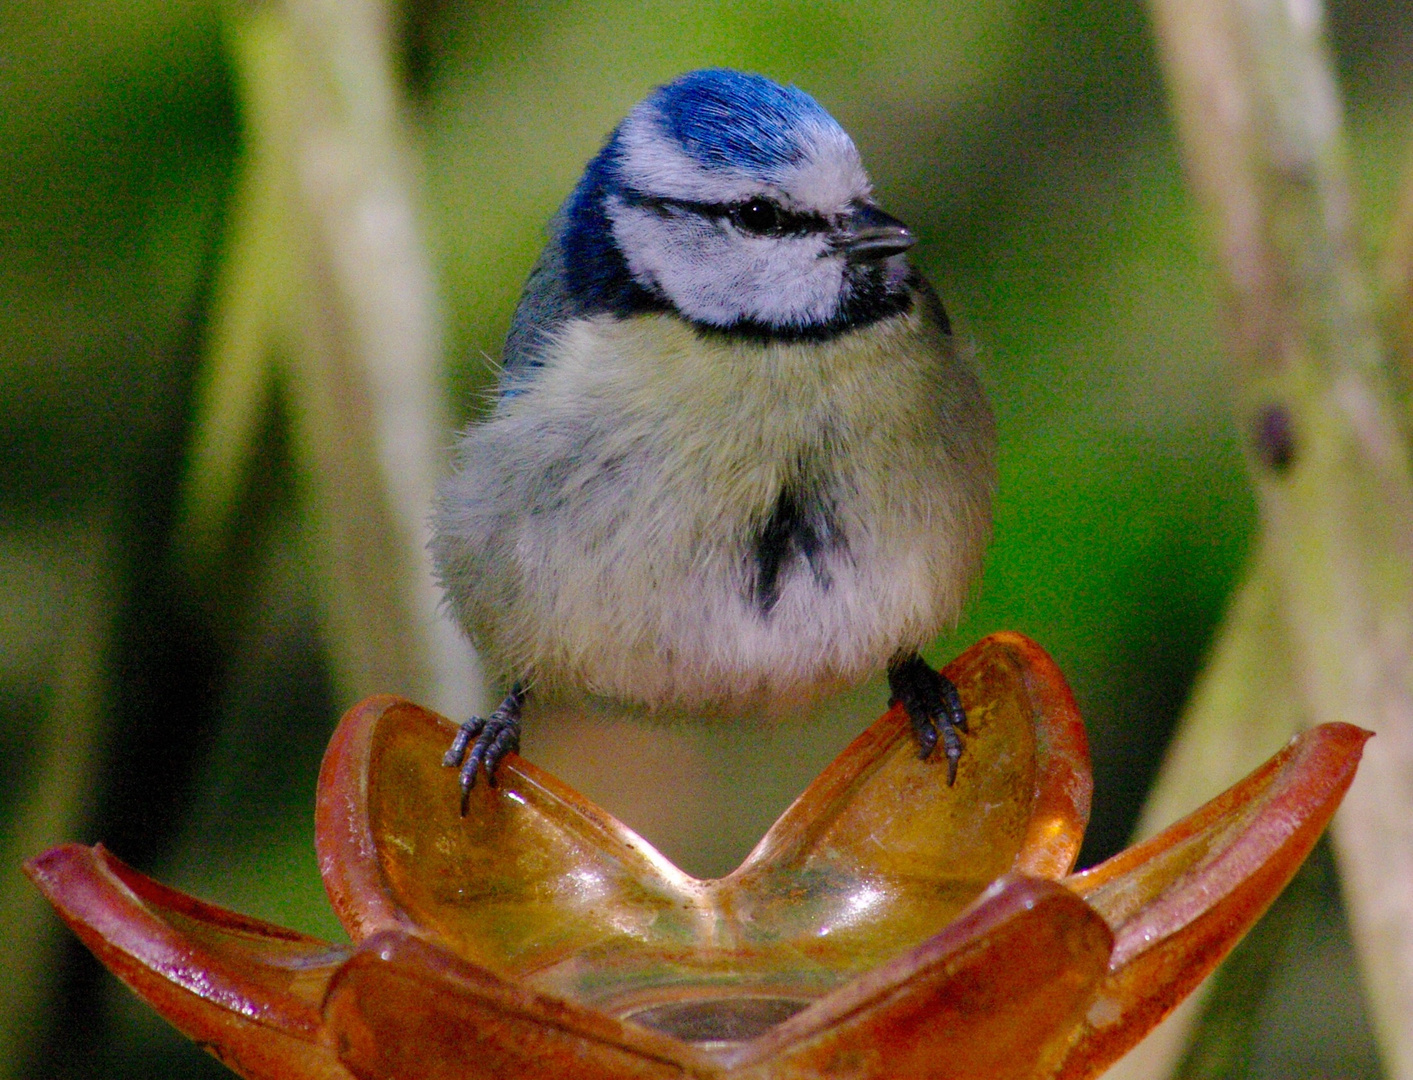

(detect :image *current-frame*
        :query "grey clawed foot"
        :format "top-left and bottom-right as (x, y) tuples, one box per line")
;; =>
(887, 654), (969, 785)
(442, 683), (525, 814)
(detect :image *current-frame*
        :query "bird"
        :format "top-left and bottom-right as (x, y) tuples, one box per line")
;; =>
(431, 69), (995, 808)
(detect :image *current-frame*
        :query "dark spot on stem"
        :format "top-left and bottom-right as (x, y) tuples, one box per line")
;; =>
(1254, 404), (1296, 473)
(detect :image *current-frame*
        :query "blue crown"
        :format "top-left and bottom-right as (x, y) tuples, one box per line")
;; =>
(650, 69), (842, 177)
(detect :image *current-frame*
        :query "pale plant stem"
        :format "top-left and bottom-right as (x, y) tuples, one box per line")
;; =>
(177, 1), (481, 714)
(1125, 1), (1413, 1077)
(279, 0), (481, 713)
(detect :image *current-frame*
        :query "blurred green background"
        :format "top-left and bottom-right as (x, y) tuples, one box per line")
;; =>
(2, 0), (1410, 1076)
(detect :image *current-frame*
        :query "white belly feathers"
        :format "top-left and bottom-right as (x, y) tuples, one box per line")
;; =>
(433, 301), (992, 709)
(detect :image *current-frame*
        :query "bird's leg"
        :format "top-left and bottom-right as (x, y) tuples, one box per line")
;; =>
(887, 653), (969, 785)
(442, 682), (526, 813)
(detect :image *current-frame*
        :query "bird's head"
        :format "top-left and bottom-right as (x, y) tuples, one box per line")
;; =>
(560, 69), (918, 339)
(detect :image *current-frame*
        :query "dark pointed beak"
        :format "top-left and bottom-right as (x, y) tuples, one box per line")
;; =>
(834, 204), (915, 262)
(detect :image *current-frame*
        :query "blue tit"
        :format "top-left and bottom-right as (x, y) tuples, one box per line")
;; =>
(432, 69), (995, 805)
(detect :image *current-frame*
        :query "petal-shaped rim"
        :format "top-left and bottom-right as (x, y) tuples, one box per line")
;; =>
(24, 844), (353, 1080)
(319, 876), (1113, 1080)
(314, 633), (1092, 1005)
(998, 632), (1092, 880)
(26, 660), (1369, 1079)
(315, 695), (696, 949)
(734, 631), (1090, 883)
(727, 876), (1113, 1079)
(1053, 722), (1370, 1079)
(324, 931), (709, 1080)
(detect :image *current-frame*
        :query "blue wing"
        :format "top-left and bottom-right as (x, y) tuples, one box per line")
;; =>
(499, 214), (581, 395)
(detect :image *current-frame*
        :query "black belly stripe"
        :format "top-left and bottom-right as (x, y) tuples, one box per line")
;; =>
(750, 482), (844, 615)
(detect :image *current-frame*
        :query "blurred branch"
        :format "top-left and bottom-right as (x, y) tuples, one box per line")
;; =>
(175, 15), (293, 570)
(1379, 132), (1413, 403)
(1101, 541), (1302, 1080)
(1132, 539), (1303, 845)
(176, 0), (481, 715)
(0, 510), (118, 1077)
(1121, 1), (1413, 1077)
(1168, 840), (1321, 1080)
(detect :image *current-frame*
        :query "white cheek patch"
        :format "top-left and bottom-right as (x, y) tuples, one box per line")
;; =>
(608, 199), (845, 327)
(724, 238), (847, 326)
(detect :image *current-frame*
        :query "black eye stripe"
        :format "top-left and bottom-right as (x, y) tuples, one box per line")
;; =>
(620, 190), (828, 236)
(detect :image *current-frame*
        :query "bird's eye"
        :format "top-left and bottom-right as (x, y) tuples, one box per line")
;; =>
(731, 199), (783, 236)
